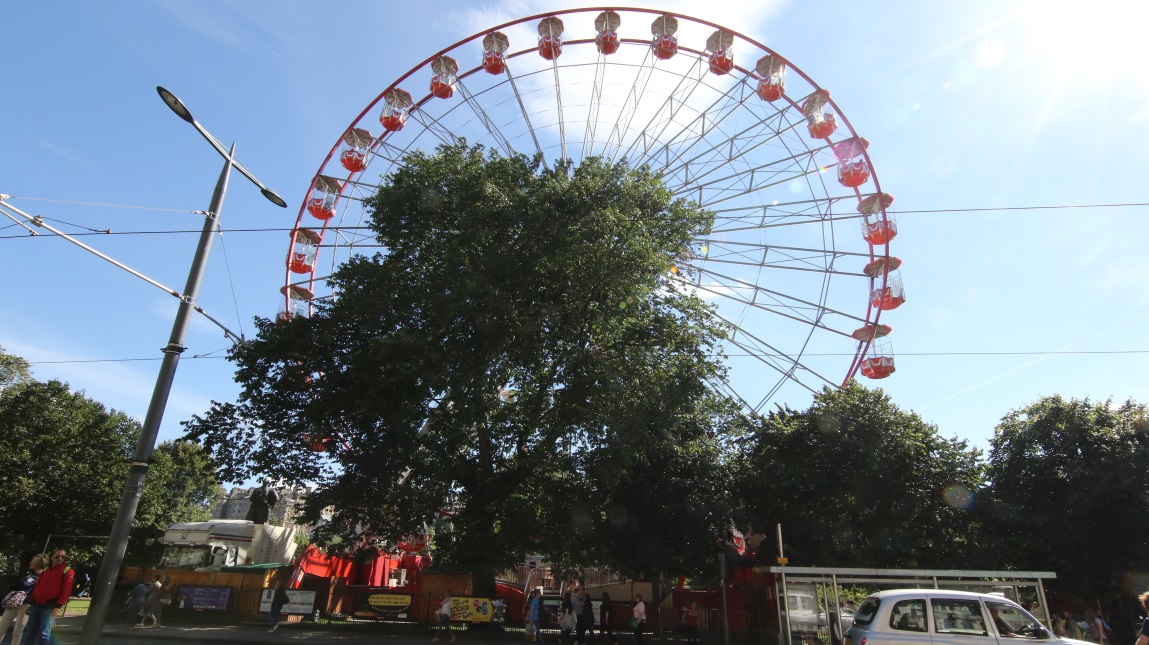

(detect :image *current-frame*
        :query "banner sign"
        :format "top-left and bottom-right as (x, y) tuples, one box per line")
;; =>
(353, 592), (414, 619)
(175, 585), (231, 612)
(258, 589), (317, 615)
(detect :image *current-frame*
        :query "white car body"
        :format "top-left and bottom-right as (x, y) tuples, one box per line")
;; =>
(844, 589), (1088, 645)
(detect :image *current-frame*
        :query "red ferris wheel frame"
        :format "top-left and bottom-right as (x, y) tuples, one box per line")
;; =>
(280, 7), (902, 412)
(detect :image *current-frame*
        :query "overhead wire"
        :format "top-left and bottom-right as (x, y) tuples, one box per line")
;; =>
(1, 200), (1148, 241)
(23, 349), (1149, 366)
(215, 228), (248, 341)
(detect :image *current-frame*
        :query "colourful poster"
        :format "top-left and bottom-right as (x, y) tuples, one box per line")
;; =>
(450, 597), (507, 624)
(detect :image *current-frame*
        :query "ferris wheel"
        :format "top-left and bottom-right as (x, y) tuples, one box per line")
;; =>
(280, 7), (904, 414)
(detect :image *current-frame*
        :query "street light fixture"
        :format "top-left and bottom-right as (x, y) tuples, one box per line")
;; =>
(79, 87), (285, 645)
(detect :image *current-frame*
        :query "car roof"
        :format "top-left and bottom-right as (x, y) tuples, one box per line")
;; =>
(864, 589), (1019, 603)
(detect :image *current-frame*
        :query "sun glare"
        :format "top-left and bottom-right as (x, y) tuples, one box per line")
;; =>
(1015, 0), (1149, 94)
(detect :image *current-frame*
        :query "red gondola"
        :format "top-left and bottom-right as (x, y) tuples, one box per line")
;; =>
(339, 128), (373, 173)
(707, 30), (735, 75)
(802, 90), (838, 139)
(482, 32), (509, 74)
(858, 193), (897, 245)
(595, 11), (621, 55)
(756, 55), (786, 101)
(651, 15), (678, 60)
(538, 16), (564, 60)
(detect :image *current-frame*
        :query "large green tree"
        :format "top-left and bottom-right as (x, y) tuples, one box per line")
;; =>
(128, 440), (226, 566)
(0, 344), (31, 392)
(987, 395), (1149, 597)
(185, 143), (737, 589)
(734, 382), (987, 568)
(0, 347), (223, 574)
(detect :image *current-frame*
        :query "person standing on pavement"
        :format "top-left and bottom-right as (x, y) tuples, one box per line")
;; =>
(0, 554), (45, 645)
(681, 601), (699, 645)
(525, 589), (545, 643)
(572, 589), (586, 645)
(268, 582), (290, 632)
(631, 594), (646, 645)
(599, 592), (617, 645)
(20, 549), (73, 645)
(432, 590), (456, 643)
(580, 591), (597, 644)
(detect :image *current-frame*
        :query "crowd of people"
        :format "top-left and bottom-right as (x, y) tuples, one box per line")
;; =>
(520, 585), (706, 645)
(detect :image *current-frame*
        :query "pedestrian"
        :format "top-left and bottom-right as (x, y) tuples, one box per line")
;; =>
(154, 576), (172, 627)
(525, 589), (544, 644)
(631, 594), (645, 645)
(681, 601), (699, 645)
(1134, 593), (1149, 645)
(268, 582), (290, 632)
(0, 554), (45, 645)
(1053, 612), (1069, 638)
(599, 592), (617, 645)
(133, 574), (163, 628)
(122, 581), (148, 622)
(572, 588), (583, 639)
(573, 589), (588, 645)
(19, 549), (73, 645)
(559, 606), (577, 644)
(1085, 608), (1107, 644)
(581, 592), (597, 645)
(432, 590), (456, 643)
(75, 573), (91, 598)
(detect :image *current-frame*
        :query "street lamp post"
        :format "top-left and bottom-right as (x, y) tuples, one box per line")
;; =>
(78, 87), (285, 645)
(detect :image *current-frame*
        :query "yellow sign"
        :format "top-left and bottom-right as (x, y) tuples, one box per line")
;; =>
(777, 557), (789, 565)
(451, 597), (496, 623)
(368, 594), (413, 608)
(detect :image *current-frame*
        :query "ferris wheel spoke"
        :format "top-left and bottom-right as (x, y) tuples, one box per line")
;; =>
(451, 79), (516, 159)
(663, 112), (805, 188)
(502, 63), (548, 170)
(691, 157), (831, 209)
(407, 110), (461, 148)
(725, 329), (838, 392)
(703, 240), (872, 262)
(601, 46), (658, 162)
(661, 103), (804, 182)
(688, 267), (865, 328)
(581, 54), (609, 162)
(549, 57), (568, 161)
(669, 141), (826, 196)
(617, 56), (709, 163)
(637, 75), (757, 171)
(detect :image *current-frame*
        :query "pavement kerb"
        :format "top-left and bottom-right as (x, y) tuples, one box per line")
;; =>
(53, 615), (543, 645)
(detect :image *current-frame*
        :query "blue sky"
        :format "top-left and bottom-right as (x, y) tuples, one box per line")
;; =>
(3, 0), (1147, 466)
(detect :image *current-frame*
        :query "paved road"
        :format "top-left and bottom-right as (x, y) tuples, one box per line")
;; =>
(51, 615), (543, 645)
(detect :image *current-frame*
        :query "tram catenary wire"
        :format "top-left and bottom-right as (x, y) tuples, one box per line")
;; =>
(25, 349), (1149, 366)
(0, 199), (1147, 241)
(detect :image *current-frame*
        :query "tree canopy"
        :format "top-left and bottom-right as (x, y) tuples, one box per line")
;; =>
(0, 347), (223, 574)
(986, 395), (1149, 597)
(734, 383), (987, 569)
(186, 143), (737, 583)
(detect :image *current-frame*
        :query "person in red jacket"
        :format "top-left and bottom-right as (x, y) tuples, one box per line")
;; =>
(21, 549), (73, 645)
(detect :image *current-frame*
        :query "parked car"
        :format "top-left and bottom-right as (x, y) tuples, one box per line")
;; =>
(844, 589), (1086, 645)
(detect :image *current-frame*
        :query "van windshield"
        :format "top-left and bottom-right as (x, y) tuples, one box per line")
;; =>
(158, 545), (209, 568)
(853, 598), (881, 626)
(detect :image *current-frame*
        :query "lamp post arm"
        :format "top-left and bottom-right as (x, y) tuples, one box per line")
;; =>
(188, 119), (286, 208)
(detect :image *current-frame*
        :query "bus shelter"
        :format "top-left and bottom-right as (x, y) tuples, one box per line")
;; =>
(767, 566), (1056, 645)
